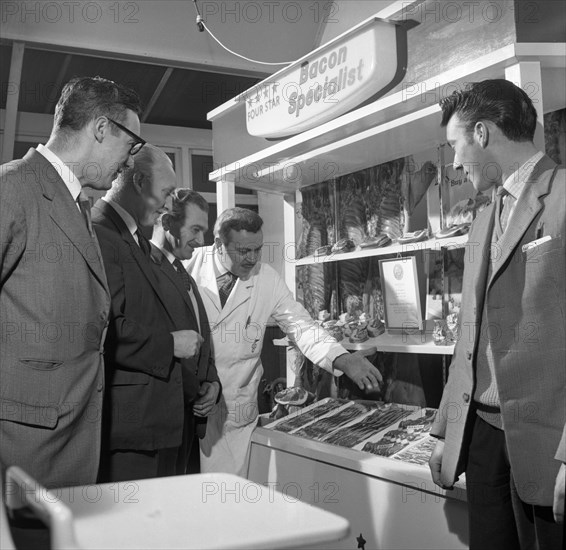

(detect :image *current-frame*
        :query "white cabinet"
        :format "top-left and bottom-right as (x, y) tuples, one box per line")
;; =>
(248, 427), (468, 550)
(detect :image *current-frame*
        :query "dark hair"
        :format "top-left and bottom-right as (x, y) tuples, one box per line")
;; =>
(169, 188), (209, 222)
(53, 76), (142, 133)
(214, 207), (263, 242)
(440, 79), (537, 142)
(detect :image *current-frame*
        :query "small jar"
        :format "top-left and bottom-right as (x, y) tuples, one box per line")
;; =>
(446, 313), (460, 343)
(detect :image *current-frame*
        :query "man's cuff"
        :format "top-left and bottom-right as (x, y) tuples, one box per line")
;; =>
(211, 380), (222, 403)
(327, 348), (349, 377)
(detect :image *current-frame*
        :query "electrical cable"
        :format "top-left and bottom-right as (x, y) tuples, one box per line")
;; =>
(192, 0), (293, 66)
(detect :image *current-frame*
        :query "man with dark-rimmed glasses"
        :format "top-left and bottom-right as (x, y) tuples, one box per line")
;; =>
(1, 75), (142, 548)
(108, 117), (146, 156)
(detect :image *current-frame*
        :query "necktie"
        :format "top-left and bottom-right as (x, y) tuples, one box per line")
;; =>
(172, 258), (201, 332)
(217, 271), (237, 307)
(173, 258), (193, 293)
(77, 192), (94, 237)
(136, 228), (151, 257)
(494, 186), (515, 241)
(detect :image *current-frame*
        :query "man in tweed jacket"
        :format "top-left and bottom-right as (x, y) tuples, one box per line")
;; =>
(429, 79), (565, 550)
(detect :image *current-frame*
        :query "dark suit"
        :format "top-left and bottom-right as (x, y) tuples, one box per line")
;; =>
(92, 199), (184, 481)
(149, 245), (220, 471)
(0, 149), (110, 488)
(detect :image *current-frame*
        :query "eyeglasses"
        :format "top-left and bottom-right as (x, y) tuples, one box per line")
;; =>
(107, 117), (146, 156)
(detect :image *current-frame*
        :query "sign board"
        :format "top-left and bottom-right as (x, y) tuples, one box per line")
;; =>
(245, 18), (409, 139)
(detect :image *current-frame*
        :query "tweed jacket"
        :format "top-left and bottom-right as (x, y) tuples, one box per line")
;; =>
(431, 155), (566, 505)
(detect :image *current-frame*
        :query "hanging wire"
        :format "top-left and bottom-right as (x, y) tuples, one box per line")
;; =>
(192, 0), (293, 66)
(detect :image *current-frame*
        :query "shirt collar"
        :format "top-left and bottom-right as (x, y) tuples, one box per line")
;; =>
(150, 239), (177, 265)
(502, 150), (544, 200)
(36, 144), (82, 201)
(213, 246), (229, 279)
(101, 196), (138, 238)
(213, 246), (260, 282)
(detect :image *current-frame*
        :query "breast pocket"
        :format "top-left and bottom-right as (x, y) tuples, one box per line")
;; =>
(524, 236), (564, 290)
(239, 321), (264, 361)
(524, 236), (562, 263)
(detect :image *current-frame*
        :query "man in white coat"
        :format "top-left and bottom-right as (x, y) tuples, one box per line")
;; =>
(186, 207), (383, 476)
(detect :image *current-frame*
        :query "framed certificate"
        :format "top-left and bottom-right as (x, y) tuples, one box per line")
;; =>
(379, 256), (424, 332)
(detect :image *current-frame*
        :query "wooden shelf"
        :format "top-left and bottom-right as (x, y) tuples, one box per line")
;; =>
(294, 235), (468, 266)
(273, 320), (455, 356)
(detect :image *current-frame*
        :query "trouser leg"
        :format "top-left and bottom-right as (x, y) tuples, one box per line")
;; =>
(466, 414), (520, 550)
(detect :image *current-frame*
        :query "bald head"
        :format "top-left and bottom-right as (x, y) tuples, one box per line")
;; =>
(106, 143), (177, 227)
(112, 144), (171, 189)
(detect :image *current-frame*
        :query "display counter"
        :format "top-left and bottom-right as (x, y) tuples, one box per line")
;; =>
(248, 400), (468, 550)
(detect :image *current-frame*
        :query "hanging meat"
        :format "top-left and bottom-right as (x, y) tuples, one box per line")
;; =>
(340, 173), (367, 246)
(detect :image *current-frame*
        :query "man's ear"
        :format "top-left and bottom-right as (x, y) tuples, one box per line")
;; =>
(92, 116), (108, 144)
(474, 121), (489, 148)
(162, 213), (172, 232)
(214, 237), (223, 251)
(132, 172), (144, 194)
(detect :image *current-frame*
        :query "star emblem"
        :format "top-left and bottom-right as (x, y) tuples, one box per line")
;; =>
(263, 86), (269, 99)
(356, 533), (366, 549)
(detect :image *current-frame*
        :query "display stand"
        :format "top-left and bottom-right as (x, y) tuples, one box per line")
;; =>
(207, 4), (566, 549)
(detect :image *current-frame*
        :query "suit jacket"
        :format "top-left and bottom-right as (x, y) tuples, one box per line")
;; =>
(149, 244), (220, 438)
(431, 155), (566, 506)
(91, 199), (184, 452)
(0, 149), (110, 488)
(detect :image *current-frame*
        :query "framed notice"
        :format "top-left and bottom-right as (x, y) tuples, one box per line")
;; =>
(440, 162), (476, 229)
(379, 256), (424, 332)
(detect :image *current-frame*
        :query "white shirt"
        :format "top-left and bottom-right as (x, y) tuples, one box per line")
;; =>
(36, 144), (82, 209)
(501, 150), (545, 226)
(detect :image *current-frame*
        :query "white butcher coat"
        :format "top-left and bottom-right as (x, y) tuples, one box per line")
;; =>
(186, 246), (347, 476)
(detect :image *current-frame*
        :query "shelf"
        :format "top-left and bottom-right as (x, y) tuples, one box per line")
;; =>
(273, 321), (455, 356)
(294, 235), (468, 266)
(209, 43), (566, 194)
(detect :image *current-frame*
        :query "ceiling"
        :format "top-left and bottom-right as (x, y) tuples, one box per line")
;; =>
(0, 42), (260, 130)
(0, 1), (401, 130)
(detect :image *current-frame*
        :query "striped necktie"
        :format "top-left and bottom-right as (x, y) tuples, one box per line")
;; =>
(217, 272), (237, 307)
